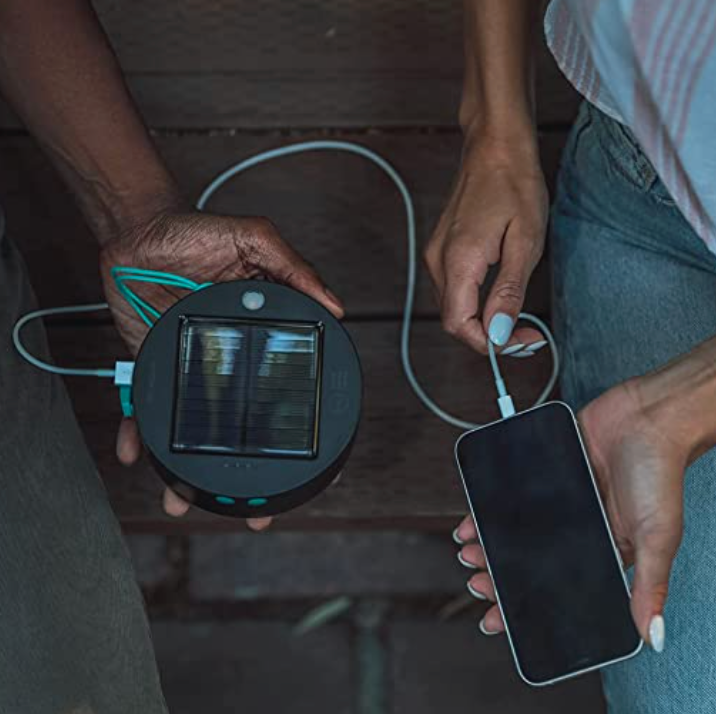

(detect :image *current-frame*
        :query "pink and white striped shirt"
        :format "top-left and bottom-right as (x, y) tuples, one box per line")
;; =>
(545, 0), (716, 252)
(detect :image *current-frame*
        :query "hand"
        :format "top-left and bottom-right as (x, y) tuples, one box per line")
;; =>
(100, 208), (344, 529)
(425, 132), (548, 354)
(454, 378), (687, 651)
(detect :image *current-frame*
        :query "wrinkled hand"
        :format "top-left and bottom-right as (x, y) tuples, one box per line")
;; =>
(425, 135), (548, 354)
(454, 379), (686, 651)
(100, 209), (344, 529)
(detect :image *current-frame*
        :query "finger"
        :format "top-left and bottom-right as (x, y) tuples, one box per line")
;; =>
(285, 266), (345, 320)
(441, 256), (490, 354)
(163, 487), (191, 518)
(498, 327), (546, 357)
(453, 514), (478, 544)
(247, 517), (273, 532)
(116, 418), (141, 466)
(483, 223), (542, 347)
(468, 572), (496, 602)
(258, 228), (345, 319)
(458, 544), (487, 570)
(631, 527), (681, 652)
(423, 236), (446, 303)
(479, 605), (505, 636)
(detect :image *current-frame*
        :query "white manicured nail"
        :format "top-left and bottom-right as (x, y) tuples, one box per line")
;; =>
(525, 340), (548, 352)
(649, 615), (665, 653)
(452, 527), (464, 545)
(467, 581), (487, 601)
(500, 343), (525, 356)
(509, 351), (534, 358)
(479, 617), (498, 636)
(488, 313), (514, 347)
(457, 551), (478, 569)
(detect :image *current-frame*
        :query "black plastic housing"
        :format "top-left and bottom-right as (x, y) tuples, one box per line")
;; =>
(132, 280), (362, 518)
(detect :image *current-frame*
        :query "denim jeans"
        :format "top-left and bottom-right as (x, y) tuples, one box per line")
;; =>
(0, 232), (167, 713)
(551, 102), (716, 712)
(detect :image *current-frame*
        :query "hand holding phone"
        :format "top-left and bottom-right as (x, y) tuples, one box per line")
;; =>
(456, 401), (642, 685)
(456, 380), (688, 680)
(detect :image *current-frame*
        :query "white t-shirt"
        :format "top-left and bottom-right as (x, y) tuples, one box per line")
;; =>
(545, 0), (716, 252)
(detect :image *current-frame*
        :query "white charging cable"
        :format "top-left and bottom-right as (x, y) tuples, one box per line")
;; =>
(13, 303), (114, 377)
(13, 140), (559, 427)
(197, 141), (559, 428)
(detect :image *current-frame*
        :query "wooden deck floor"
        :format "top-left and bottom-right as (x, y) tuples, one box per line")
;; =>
(0, 0), (578, 531)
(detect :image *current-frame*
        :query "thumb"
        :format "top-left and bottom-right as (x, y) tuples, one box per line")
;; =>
(260, 231), (345, 319)
(116, 417), (142, 466)
(630, 527), (681, 652)
(483, 227), (539, 347)
(284, 265), (345, 320)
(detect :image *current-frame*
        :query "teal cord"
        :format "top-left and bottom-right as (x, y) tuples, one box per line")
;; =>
(118, 384), (134, 417)
(110, 266), (213, 327)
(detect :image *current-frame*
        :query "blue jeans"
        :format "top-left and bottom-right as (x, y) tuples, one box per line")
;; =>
(551, 103), (716, 712)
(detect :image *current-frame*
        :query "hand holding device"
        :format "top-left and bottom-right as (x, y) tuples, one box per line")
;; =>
(424, 136), (549, 355)
(456, 401), (642, 685)
(100, 210), (344, 526)
(456, 378), (689, 661)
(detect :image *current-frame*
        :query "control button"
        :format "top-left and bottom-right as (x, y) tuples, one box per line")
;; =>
(242, 290), (265, 311)
(215, 495), (236, 505)
(248, 497), (268, 507)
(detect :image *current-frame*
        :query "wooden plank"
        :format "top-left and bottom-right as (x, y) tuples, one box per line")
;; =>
(0, 0), (578, 129)
(50, 321), (556, 531)
(0, 131), (566, 314)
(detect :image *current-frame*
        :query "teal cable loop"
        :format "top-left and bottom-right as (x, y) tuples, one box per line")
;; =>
(110, 267), (213, 326)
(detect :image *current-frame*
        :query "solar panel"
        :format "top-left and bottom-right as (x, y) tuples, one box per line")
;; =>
(172, 317), (321, 457)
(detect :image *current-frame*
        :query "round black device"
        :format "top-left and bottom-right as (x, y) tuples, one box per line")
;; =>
(132, 280), (362, 518)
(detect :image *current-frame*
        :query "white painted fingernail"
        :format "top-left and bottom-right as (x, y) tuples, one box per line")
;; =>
(509, 351), (534, 358)
(467, 581), (487, 601)
(488, 313), (514, 347)
(479, 617), (498, 636)
(524, 340), (548, 352)
(500, 343), (525, 356)
(452, 527), (464, 545)
(649, 615), (665, 653)
(457, 551), (478, 569)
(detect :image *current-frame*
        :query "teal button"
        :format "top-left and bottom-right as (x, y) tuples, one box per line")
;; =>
(248, 497), (267, 507)
(215, 496), (236, 505)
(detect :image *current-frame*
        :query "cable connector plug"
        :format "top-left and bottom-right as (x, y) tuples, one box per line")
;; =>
(114, 361), (135, 418)
(497, 394), (516, 419)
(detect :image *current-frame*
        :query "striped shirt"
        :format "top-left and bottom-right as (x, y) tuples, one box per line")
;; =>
(545, 0), (716, 253)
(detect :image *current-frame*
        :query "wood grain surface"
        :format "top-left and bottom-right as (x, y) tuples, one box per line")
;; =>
(0, 131), (565, 313)
(0, 0), (578, 129)
(0, 1), (576, 529)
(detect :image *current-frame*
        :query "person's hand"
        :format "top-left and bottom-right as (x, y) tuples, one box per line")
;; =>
(424, 132), (549, 354)
(453, 378), (689, 652)
(100, 208), (344, 529)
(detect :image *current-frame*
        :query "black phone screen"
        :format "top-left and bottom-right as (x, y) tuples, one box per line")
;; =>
(455, 402), (641, 685)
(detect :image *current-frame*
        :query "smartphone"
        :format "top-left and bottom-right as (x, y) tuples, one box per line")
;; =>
(455, 401), (642, 686)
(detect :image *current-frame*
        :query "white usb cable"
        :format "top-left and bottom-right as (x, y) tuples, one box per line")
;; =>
(14, 141), (559, 427)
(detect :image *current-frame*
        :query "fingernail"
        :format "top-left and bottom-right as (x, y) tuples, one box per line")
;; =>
(525, 340), (548, 352)
(649, 615), (665, 653)
(452, 526), (464, 545)
(500, 343), (525, 356)
(467, 581), (487, 601)
(479, 617), (498, 636)
(509, 351), (534, 358)
(457, 551), (478, 569)
(488, 313), (514, 347)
